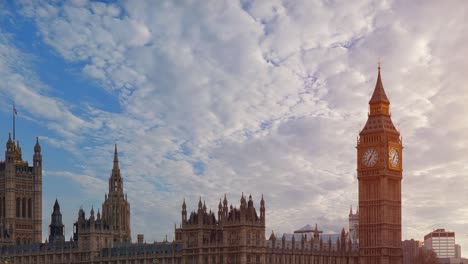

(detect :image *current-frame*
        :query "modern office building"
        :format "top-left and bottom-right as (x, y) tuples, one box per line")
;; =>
(424, 229), (456, 258)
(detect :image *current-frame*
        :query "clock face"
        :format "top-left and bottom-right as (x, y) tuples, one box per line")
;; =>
(389, 148), (399, 167)
(362, 148), (378, 167)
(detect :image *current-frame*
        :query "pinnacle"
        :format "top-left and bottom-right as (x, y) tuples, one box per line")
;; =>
(369, 66), (390, 104)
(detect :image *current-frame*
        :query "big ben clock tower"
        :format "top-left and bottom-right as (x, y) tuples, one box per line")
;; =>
(357, 65), (403, 264)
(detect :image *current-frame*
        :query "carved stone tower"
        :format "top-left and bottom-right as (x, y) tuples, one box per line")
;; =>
(49, 199), (65, 243)
(357, 66), (403, 264)
(0, 134), (42, 245)
(102, 144), (131, 243)
(349, 206), (359, 244)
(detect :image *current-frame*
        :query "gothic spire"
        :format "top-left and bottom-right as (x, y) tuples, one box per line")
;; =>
(49, 199), (65, 243)
(54, 199), (60, 211)
(113, 144), (119, 170)
(369, 64), (390, 104)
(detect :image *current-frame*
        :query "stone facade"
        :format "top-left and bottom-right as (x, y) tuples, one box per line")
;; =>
(357, 67), (403, 264)
(71, 145), (131, 251)
(0, 134), (42, 245)
(102, 145), (131, 243)
(175, 194), (266, 264)
(349, 206), (359, 245)
(48, 199), (65, 244)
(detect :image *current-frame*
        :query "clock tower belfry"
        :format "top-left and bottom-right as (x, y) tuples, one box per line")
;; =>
(357, 66), (403, 264)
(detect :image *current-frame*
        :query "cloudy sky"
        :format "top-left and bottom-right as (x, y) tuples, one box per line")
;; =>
(1, 0), (468, 255)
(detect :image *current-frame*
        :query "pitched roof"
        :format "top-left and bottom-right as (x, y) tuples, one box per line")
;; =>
(369, 67), (390, 104)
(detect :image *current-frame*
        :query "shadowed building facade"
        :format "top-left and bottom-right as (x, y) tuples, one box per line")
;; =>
(48, 199), (65, 244)
(0, 134), (42, 245)
(102, 145), (131, 243)
(357, 66), (403, 264)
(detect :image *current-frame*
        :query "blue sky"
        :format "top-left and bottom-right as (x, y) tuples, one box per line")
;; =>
(1, 0), (468, 256)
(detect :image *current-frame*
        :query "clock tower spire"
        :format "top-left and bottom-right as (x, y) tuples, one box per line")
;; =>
(357, 66), (403, 264)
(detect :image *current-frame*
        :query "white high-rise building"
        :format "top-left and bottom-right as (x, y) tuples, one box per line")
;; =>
(455, 244), (461, 258)
(423, 229), (456, 258)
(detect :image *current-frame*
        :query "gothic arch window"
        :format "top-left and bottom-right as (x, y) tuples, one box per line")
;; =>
(16, 197), (20, 217)
(22, 198), (26, 218)
(28, 198), (32, 218)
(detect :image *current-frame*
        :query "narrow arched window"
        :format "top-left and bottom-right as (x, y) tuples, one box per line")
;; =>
(16, 198), (20, 217)
(22, 198), (26, 218)
(28, 198), (32, 218)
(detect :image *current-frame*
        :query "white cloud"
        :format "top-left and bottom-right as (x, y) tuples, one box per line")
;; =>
(8, 0), (468, 256)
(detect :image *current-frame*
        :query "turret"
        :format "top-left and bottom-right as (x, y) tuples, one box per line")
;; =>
(223, 194), (228, 218)
(198, 197), (203, 211)
(49, 199), (65, 243)
(240, 193), (246, 209)
(78, 208), (85, 223)
(313, 224), (320, 240)
(341, 228), (346, 252)
(15, 140), (22, 161)
(33, 136), (42, 243)
(182, 199), (187, 223)
(33, 136), (42, 168)
(260, 194), (265, 223)
(217, 199), (222, 221)
(5, 132), (15, 162)
(90, 206), (95, 221)
(109, 144), (123, 194)
(248, 194), (253, 208)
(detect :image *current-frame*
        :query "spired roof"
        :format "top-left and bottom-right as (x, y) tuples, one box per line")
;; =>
(53, 199), (60, 211)
(369, 66), (390, 104)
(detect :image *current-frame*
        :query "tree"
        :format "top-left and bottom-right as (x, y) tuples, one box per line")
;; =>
(1, 256), (10, 264)
(415, 248), (439, 264)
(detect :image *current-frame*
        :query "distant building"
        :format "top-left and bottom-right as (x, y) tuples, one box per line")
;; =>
(456, 244), (461, 258)
(424, 229), (456, 258)
(48, 199), (65, 244)
(349, 206), (358, 245)
(402, 239), (422, 264)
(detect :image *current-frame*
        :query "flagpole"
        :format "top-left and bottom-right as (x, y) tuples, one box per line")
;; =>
(12, 102), (15, 141)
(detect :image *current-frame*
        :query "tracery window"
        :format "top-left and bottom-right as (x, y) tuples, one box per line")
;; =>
(16, 198), (20, 217)
(28, 198), (32, 218)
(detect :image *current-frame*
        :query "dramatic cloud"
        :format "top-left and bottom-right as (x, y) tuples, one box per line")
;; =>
(1, 0), (467, 255)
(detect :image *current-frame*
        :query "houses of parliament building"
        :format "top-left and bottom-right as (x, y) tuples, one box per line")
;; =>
(0, 67), (403, 264)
